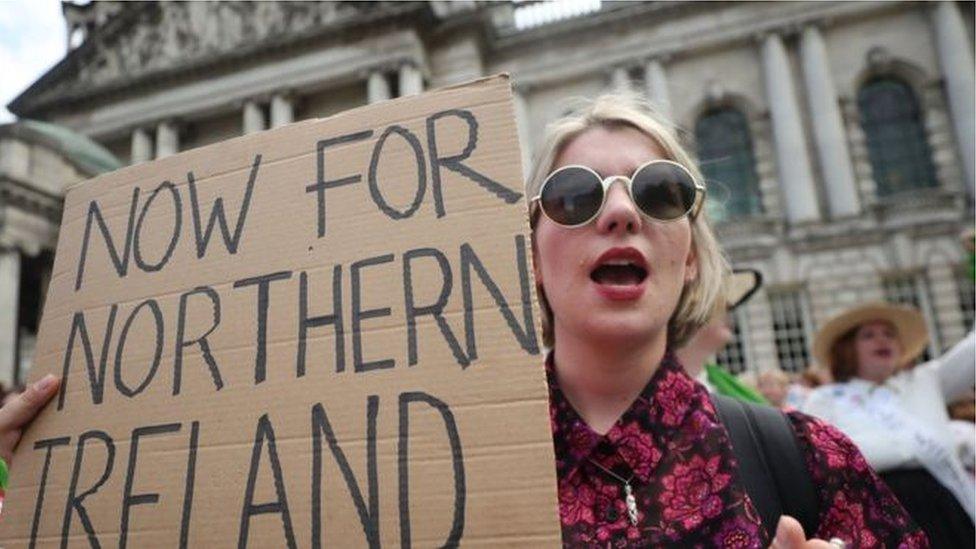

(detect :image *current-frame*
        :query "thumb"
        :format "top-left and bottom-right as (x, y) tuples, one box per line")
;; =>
(771, 515), (806, 549)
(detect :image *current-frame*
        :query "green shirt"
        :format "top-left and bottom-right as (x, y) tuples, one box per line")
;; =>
(704, 363), (768, 405)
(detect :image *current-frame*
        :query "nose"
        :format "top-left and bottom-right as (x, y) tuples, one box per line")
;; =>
(595, 179), (642, 235)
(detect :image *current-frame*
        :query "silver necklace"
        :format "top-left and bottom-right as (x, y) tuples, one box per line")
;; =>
(588, 459), (639, 526)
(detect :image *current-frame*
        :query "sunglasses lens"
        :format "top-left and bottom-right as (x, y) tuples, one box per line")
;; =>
(632, 162), (697, 220)
(540, 167), (604, 226)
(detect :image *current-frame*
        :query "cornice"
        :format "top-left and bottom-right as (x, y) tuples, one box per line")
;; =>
(11, 2), (433, 117)
(503, 1), (909, 91)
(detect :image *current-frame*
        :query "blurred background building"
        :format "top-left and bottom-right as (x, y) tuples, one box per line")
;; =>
(2, 0), (973, 385)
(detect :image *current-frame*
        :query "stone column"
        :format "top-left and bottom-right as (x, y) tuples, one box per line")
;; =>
(645, 58), (671, 116)
(611, 66), (630, 91)
(799, 25), (859, 217)
(0, 249), (20, 386)
(131, 127), (152, 164)
(398, 63), (424, 97)
(513, 86), (532, 179)
(243, 100), (266, 135)
(368, 70), (391, 104)
(270, 93), (294, 128)
(932, 1), (975, 195)
(155, 120), (179, 158)
(760, 32), (820, 223)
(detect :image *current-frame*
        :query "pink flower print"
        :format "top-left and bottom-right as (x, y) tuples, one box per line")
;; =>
(568, 421), (596, 460)
(712, 515), (762, 549)
(897, 531), (929, 549)
(616, 421), (662, 478)
(559, 476), (597, 526)
(821, 492), (879, 548)
(807, 419), (869, 473)
(660, 455), (732, 531)
(656, 371), (696, 426)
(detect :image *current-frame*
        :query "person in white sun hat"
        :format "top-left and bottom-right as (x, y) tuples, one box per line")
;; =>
(803, 302), (976, 547)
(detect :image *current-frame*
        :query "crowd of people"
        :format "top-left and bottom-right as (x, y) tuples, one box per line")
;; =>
(682, 264), (976, 547)
(0, 90), (972, 547)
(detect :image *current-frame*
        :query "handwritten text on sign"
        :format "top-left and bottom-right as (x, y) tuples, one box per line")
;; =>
(2, 76), (560, 548)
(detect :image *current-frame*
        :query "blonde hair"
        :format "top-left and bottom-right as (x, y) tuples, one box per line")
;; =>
(527, 91), (729, 349)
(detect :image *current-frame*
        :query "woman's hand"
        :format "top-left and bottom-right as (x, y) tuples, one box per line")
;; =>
(770, 516), (844, 549)
(0, 375), (60, 464)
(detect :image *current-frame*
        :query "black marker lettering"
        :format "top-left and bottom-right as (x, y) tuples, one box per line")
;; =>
(62, 430), (115, 549)
(297, 266), (345, 376)
(398, 392), (465, 549)
(310, 397), (380, 549)
(174, 286), (224, 395)
(403, 248), (468, 367)
(114, 299), (164, 398)
(179, 421), (200, 549)
(188, 154), (262, 258)
(120, 423), (182, 549)
(29, 436), (71, 549)
(367, 125), (427, 220)
(233, 271), (293, 384)
(132, 181), (182, 273)
(350, 255), (395, 373)
(306, 131), (373, 237)
(238, 414), (297, 549)
(426, 109), (522, 217)
(59, 305), (118, 410)
(75, 187), (140, 291)
(460, 235), (540, 360)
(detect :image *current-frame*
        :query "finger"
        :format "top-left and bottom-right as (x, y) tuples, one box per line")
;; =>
(0, 375), (60, 433)
(771, 515), (806, 549)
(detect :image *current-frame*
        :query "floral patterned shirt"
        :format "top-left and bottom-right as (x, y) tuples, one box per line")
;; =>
(547, 352), (928, 548)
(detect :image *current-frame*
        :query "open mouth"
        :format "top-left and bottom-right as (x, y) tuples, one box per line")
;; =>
(590, 261), (648, 286)
(590, 248), (649, 287)
(874, 348), (893, 359)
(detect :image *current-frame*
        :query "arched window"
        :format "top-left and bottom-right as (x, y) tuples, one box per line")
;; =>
(695, 108), (762, 222)
(858, 77), (937, 197)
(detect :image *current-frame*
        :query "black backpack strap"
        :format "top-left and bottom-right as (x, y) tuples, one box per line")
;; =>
(712, 395), (820, 538)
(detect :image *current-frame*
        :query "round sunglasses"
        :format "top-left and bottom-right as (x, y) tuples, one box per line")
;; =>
(531, 160), (706, 228)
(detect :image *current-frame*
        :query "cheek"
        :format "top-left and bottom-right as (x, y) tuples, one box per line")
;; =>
(656, 225), (694, 276)
(534, 226), (573, 290)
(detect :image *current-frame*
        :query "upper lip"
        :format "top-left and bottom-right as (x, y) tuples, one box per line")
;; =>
(592, 247), (649, 272)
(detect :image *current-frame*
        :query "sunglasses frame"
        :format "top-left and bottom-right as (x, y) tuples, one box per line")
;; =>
(531, 159), (707, 229)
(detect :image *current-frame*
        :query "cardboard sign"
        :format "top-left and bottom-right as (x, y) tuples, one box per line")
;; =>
(0, 75), (561, 547)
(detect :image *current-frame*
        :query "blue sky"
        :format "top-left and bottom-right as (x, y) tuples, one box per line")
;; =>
(0, 0), (66, 123)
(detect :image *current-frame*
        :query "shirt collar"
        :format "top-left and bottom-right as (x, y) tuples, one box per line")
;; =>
(547, 351), (703, 484)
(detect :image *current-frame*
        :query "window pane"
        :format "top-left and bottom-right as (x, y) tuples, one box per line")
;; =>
(715, 310), (748, 374)
(882, 274), (935, 361)
(858, 78), (938, 197)
(956, 265), (975, 332)
(768, 290), (811, 373)
(695, 108), (763, 221)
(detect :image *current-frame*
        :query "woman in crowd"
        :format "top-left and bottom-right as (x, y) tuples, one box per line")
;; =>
(676, 268), (769, 405)
(0, 93), (926, 547)
(803, 303), (975, 546)
(524, 93), (922, 547)
(757, 369), (790, 409)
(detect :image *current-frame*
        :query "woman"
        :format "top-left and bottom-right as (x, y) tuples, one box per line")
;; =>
(803, 302), (976, 546)
(526, 93), (922, 547)
(676, 268), (769, 405)
(2, 93), (923, 547)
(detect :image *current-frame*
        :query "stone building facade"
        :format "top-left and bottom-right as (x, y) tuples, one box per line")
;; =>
(0, 120), (121, 385)
(6, 1), (975, 381)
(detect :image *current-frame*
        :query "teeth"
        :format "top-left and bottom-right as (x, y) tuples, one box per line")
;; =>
(604, 259), (634, 266)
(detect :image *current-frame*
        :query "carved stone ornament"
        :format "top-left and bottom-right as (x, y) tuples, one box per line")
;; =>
(43, 2), (403, 103)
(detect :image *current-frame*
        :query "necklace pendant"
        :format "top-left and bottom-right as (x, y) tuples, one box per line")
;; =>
(624, 482), (638, 526)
